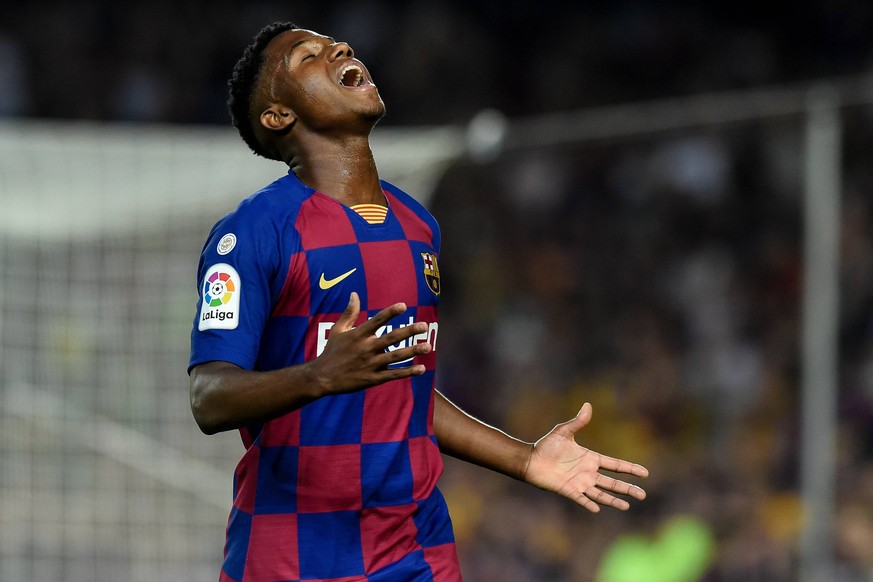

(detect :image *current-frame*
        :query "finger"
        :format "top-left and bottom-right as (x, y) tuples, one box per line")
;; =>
(333, 292), (361, 333)
(372, 364), (427, 383)
(554, 402), (593, 438)
(372, 342), (432, 368)
(597, 454), (650, 478)
(574, 491), (601, 513)
(584, 487), (630, 511)
(596, 474), (647, 501)
(375, 321), (429, 349)
(356, 302), (408, 334)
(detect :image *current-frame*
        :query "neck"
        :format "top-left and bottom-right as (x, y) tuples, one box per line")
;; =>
(285, 133), (384, 206)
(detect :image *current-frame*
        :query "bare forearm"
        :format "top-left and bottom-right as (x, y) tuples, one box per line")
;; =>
(433, 390), (533, 481)
(189, 361), (325, 434)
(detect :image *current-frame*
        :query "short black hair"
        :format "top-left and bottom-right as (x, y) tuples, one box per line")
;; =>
(227, 21), (299, 159)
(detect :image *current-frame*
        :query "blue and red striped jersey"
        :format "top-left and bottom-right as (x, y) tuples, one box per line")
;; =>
(189, 170), (460, 582)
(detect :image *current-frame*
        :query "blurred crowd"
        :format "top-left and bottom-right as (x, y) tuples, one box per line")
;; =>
(1, 1), (872, 126)
(430, 109), (873, 579)
(3, 1), (873, 581)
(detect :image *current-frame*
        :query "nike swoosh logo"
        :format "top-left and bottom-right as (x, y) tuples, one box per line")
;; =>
(319, 268), (357, 290)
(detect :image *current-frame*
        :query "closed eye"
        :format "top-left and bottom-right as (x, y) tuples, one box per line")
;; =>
(288, 36), (335, 65)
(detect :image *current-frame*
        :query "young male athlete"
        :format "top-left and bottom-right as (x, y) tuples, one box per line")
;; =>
(188, 21), (649, 582)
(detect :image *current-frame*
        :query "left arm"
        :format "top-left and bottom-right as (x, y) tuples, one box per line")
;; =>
(433, 391), (648, 512)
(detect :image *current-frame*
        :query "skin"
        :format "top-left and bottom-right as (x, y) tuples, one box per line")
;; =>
(190, 28), (648, 512)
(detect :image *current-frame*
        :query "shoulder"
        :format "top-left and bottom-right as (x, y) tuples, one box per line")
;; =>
(200, 172), (312, 263)
(381, 180), (434, 221)
(224, 172), (311, 229)
(205, 172), (312, 247)
(381, 180), (441, 246)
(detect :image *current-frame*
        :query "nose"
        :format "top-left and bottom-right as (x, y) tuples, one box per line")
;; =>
(328, 42), (354, 61)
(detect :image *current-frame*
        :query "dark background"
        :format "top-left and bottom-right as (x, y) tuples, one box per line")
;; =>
(2, 1), (871, 126)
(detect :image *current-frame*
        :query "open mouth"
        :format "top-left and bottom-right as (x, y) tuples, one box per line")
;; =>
(339, 64), (365, 87)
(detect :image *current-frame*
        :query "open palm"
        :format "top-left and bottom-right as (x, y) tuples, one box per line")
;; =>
(523, 403), (649, 512)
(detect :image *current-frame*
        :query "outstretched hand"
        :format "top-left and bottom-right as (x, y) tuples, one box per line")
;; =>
(523, 402), (648, 512)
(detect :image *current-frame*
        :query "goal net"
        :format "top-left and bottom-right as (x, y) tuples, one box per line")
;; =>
(0, 119), (464, 581)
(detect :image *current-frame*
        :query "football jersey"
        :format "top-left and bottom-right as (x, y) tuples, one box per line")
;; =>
(189, 170), (460, 582)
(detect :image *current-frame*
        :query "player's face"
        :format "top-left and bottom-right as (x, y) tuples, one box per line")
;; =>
(262, 29), (385, 131)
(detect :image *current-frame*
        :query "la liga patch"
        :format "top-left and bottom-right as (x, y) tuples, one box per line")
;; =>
(198, 263), (241, 330)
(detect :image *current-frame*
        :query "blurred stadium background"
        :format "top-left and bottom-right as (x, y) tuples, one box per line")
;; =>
(1, 2), (873, 581)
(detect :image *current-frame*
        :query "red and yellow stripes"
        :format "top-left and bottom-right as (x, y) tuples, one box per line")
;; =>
(350, 203), (388, 225)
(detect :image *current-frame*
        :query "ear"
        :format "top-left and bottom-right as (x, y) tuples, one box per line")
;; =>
(259, 104), (296, 132)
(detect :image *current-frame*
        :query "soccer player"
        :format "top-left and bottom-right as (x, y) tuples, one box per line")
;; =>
(188, 21), (649, 582)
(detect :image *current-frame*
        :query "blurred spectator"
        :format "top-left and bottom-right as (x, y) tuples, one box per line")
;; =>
(429, 100), (873, 579)
(2, 1), (872, 125)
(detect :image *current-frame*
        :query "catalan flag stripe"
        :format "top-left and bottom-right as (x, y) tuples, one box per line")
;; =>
(350, 203), (388, 225)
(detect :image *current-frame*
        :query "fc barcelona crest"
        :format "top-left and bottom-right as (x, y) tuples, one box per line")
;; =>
(421, 252), (441, 296)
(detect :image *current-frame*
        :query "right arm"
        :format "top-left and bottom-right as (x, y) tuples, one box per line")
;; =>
(189, 292), (432, 434)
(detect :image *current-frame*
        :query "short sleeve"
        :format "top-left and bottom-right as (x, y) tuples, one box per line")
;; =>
(188, 203), (281, 373)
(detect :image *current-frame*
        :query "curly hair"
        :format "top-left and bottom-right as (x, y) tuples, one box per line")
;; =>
(227, 21), (299, 159)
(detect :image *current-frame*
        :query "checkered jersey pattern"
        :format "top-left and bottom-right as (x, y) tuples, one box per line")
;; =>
(189, 171), (460, 581)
